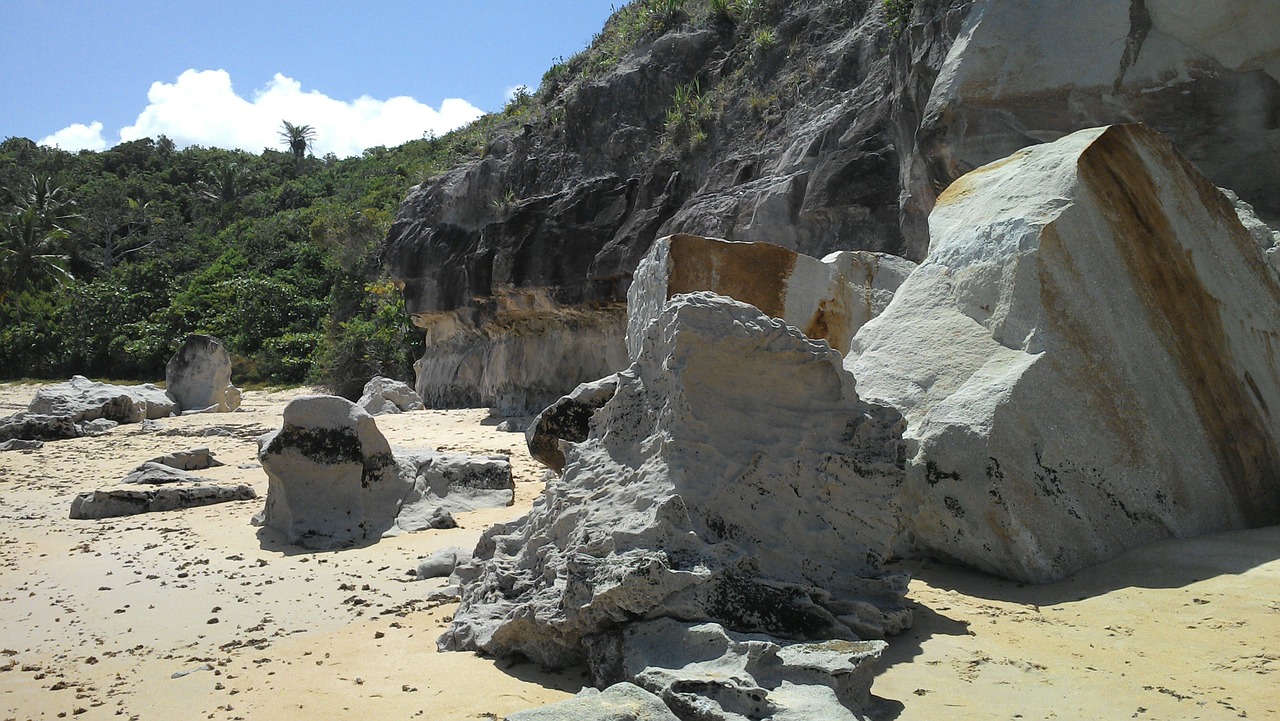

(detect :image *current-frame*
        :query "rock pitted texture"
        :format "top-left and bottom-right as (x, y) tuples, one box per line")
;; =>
(387, 0), (1278, 411)
(440, 293), (910, 669)
(254, 395), (514, 549)
(627, 234), (916, 359)
(70, 484), (256, 520)
(505, 682), (680, 721)
(526, 374), (619, 474)
(165, 335), (241, 413)
(585, 619), (885, 721)
(849, 123), (1280, 583)
(357, 376), (425, 416)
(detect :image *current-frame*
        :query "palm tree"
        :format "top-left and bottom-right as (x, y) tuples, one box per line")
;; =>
(196, 161), (251, 206)
(279, 120), (317, 162)
(0, 204), (73, 303)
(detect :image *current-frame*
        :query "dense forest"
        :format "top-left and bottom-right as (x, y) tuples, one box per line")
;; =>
(0, 95), (542, 397)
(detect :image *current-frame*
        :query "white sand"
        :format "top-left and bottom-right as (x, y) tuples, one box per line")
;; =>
(0, 383), (1276, 720)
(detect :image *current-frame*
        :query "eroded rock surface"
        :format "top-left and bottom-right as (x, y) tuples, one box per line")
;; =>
(254, 396), (514, 549)
(166, 335), (242, 413)
(441, 293), (910, 669)
(505, 682), (680, 721)
(526, 374), (619, 474)
(849, 123), (1280, 583)
(70, 484), (256, 520)
(627, 234), (915, 359)
(357, 376), (425, 416)
(585, 619), (885, 721)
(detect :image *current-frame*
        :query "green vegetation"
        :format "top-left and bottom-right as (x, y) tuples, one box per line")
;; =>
(664, 79), (715, 149)
(884, 0), (913, 37)
(0, 122), (502, 393)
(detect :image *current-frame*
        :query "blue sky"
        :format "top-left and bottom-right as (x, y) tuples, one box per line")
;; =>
(1, 1), (620, 156)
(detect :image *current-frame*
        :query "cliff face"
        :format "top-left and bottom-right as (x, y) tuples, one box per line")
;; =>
(387, 0), (1280, 412)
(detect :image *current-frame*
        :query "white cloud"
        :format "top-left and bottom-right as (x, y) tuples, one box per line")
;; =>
(38, 121), (108, 152)
(40, 69), (485, 157)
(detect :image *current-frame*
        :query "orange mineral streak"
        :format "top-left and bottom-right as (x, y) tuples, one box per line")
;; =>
(1076, 125), (1280, 526)
(665, 234), (797, 319)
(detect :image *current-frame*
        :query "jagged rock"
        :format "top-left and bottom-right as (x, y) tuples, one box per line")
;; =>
(505, 682), (680, 721)
(357, 376), (425, 416)
(0, 413), (81, 442)
(166, 335), (242, 413)
(144, 447), (224, 471)
(69, 484), (256, 520)
(627, 234), (916, 359)
(440, 293), (911, 669)
(252, 395), (402, 550)
(0, 439), (43, 451)
(849, 124), (1280, 583)
(585, 619), (886, 721)
(122, 463), (201, 485)
(253, 396), (512, 549)
(415, 546), (474, 580)
(394, 450), (514, 531)
(526, 375), (619, 474)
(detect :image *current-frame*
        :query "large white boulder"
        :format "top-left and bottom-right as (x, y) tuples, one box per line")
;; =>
(441, 293), (911, 668)
(27, 376), (154, 424)
(253, 396), (403, 549)
(254, 396), (514, 549)
(626, 234), (915, 360)
(849, 124), (1280, 583)
(165, 335), (241, 413)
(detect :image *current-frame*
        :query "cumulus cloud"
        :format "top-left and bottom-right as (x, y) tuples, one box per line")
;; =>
(40, 69), (485, 157)
(38, 121), (109, 152)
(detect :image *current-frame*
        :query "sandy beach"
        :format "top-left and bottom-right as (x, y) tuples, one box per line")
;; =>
(0, 383), (1276, 720)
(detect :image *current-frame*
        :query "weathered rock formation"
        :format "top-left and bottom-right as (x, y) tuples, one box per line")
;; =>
(505, 682), (680, 721)
(0, 413), (81, 442)
(627, 234), (915, 359)
(69, 484), (256, 520)
(849, 123), (1280, 583)
(441, 293), (911, 668)
(415, 545), (474, 580)
(356, 376), (425, 416)
(586, 618), (886, 721)
(0, 439), (43, 451)
(122, 463), (201, 485)
(387, 0), (1279, 410)
(525, 374), (620, 474)
(27, 375), (173, 424)
(166, 335), (242, 413)
(254, 395), (513, 549)
(142, 447), (224, 471)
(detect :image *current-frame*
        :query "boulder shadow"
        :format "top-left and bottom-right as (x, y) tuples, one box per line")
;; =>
(897, 523), (1280, 607)
(867, 591), (974, 721)
(254, 524), (381, 556)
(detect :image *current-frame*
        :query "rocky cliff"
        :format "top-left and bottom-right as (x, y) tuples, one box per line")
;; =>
(386, 0), (1280, 411)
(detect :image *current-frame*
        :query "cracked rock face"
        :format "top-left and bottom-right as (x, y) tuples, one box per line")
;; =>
(440, 293), (911, 669)
(849, 124), (1280, 583)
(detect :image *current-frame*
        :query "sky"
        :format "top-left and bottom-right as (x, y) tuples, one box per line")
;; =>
(0, 1), (620, 157)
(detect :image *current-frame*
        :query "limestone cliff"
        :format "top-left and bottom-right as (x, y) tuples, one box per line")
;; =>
(387, 0), (1280, 411)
